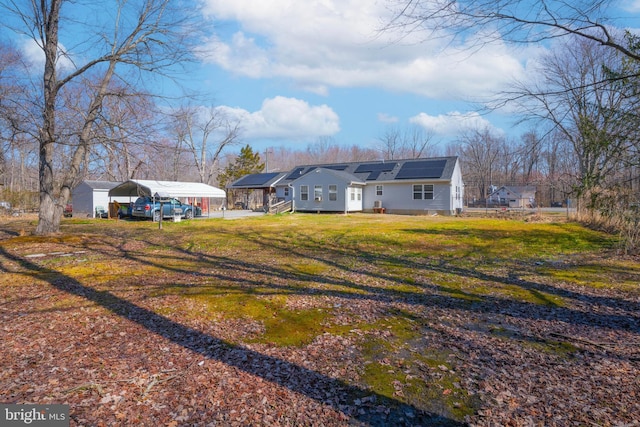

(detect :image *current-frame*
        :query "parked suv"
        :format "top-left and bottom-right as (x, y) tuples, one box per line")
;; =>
(131, 197), (200, 221)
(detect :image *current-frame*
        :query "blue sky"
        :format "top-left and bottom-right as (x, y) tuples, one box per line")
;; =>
(7, 0), (640, 154)
(188, 0), (639, 153)
(188, 0), (532, 152)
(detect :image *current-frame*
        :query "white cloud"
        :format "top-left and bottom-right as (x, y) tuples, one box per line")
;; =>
(409, 111), (499, 136)
(201, 0), (527, 100)
(20, 38), (75, 73)
(217, 96), (340, 140)
(377, 113), (399, 124)
(621, 0), (640, 12)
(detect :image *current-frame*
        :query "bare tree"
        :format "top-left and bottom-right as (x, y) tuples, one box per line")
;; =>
(0, 0), (200, 234)
(510, 36), (640, 206)
(387, 0), (640, 66)
(458, 126), (503, 201)
(170, 105), (242, 185)
(91, 86), (161, 182)
(240, 142), (379, 174)
(305, 136), (342, 164)
(377, 125), (403, 160)
(377, 124), (436, 160)
(0, 42), (41, 208)
(541, 129), (578, 206)
(0, 44), (17, 188)
(405, 125), (437, 158)
(516, 131), (542, 184)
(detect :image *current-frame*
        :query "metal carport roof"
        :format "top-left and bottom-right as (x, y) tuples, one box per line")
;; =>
(108, 180), (226, 199)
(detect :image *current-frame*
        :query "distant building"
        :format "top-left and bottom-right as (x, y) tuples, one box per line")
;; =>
(488, 186), (537, 208)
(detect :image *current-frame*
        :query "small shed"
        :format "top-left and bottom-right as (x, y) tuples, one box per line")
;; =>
(71, 181), (130, 218)
(108, 179), (227, 215)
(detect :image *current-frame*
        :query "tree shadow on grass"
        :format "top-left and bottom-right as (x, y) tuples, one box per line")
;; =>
(84, 228), (640, 336)
(195, 228), (640, 334)
(0, 246), (465, 426)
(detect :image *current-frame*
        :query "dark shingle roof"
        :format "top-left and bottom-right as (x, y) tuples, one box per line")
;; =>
(228, 157), (458, 189)
(280, 157), (458, 184)
(229, 172), (287, 189)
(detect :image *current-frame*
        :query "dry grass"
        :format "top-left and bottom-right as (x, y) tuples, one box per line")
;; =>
(0, 213), (638, 426)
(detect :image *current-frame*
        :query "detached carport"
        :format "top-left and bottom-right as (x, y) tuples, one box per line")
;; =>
(108, 180), (226, 218)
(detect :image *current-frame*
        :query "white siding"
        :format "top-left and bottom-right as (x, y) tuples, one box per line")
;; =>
(363, 181), (452, 214)
(450, 160), (464, 213)
(72, 182), (131, 218)
(291, 169), (363, 212)
(362, 159), (464, 215)
(273, 157), (464, 215)
(71, 182), (95, 217)
(275, 186), (292, 201)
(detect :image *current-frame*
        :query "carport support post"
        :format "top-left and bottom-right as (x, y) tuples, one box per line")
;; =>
(158, 201), (164, 230)
(154, 192), (171, 230)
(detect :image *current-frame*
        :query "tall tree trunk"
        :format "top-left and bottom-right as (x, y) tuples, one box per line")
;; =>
(35, 0), (62, 235)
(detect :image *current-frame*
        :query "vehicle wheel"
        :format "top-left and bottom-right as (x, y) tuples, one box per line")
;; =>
(153, 210), (161, 222)
(185, 209), (193, 219)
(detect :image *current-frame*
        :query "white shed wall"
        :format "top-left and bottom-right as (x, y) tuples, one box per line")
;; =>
(72, 182), (131, 218)
(71, 182), (95, 217)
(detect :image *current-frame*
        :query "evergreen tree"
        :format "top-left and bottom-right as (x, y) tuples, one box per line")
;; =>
(218, 145), (264, 208)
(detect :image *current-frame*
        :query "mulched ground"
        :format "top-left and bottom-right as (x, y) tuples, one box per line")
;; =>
(1, 222), (639, 426)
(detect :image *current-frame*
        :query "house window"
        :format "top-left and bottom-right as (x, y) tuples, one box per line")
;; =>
(357, 188), (362, 201)
(413, 184), (434, 200)
(424, 184), (434, 200)
(300, 185), (309, 201)
(329, 185), (337, 201)
(350, 188), (355, 201)
(284, 187), (289, 197)
(413, 184), (423, 200)
(314, 185), (323, 202)
(455, 186), (460, 200)
(376, 185), (383, 196)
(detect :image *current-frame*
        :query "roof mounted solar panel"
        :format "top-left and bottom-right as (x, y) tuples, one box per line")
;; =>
(354, 162), (397, 180)
(354, 163), (396, 173)
(325, 164), (348, 171)
(284, 165), (346, 180)
(395, 159), (447, 180)
(234, 172), (281, 187)
(285, 167), (307, 180)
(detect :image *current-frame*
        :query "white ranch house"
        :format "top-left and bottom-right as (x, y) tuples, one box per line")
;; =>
(229, 157), (465, 215)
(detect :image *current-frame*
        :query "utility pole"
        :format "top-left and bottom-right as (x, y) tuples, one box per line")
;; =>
(264, 149), (273, 173)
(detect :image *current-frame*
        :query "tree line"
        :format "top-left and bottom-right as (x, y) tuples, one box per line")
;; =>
(1, 0), (639, 252)
(387, 0), (640, 251)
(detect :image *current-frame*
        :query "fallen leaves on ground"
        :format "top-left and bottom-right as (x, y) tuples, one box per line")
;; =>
(0, 218), (638, 426)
